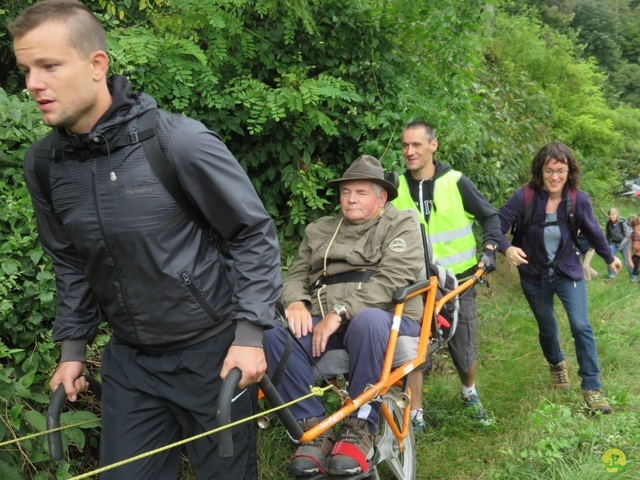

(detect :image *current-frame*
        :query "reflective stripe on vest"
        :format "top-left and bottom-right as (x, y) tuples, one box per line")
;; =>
(393, 171), (477, 274)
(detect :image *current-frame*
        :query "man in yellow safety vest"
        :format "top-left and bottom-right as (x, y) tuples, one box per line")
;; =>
(392, 120), (500, 428)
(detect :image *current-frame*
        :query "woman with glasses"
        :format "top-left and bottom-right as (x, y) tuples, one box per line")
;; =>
(496, 141), (621, 414)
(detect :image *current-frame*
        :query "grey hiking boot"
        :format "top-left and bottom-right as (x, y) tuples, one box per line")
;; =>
(288, 417), (335, 477)
(549, 360), (571, 390)
(328, 417), (375, 476)
(462, 392), (488, 421)
(583, 389), (612, 414)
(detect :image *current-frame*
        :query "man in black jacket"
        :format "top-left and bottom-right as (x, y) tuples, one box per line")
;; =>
(9, 1), (281, 478)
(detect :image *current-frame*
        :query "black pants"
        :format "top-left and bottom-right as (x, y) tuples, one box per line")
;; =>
(99, 326), (257, 479)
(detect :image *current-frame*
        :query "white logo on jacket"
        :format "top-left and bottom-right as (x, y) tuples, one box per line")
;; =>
(389, 238), (407, 253)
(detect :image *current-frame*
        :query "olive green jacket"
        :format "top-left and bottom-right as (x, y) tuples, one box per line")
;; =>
(283, 204), (425, 323)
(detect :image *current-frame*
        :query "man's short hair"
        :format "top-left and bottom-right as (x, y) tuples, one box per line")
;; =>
(9, 0), (107, 58)
(404, 120), (436, 141)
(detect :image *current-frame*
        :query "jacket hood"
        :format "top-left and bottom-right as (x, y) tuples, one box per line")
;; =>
(54, 75), (157, 160)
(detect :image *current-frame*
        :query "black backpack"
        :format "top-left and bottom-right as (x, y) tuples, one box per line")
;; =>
(32, 108), (229, 254)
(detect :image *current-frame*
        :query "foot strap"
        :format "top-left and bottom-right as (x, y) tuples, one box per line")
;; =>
(331, 441), (369, 473)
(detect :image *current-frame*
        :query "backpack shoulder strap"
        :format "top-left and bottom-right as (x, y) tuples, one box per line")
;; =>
(522, 183), (536, 229)
(564, 188), (578, 233)
(138, 109), (209, 233)
(139, 109), (229, 254)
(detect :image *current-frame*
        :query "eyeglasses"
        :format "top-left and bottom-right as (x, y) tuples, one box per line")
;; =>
(542, 168), (569, 177)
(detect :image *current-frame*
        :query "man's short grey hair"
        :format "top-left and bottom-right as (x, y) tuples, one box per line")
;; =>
(371, 182), (385, 197)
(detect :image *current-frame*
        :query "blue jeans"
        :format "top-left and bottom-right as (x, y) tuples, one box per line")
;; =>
(608, 242), (634, 279)
(520, 274), (601, 390)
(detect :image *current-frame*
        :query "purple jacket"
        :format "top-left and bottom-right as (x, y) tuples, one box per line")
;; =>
(498, 186), (614, 285)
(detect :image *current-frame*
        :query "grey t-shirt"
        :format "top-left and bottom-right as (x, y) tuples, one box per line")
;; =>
(544, 211), (561, 267)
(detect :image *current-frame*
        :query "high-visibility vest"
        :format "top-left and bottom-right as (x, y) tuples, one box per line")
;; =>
(392, 171), (476, 274)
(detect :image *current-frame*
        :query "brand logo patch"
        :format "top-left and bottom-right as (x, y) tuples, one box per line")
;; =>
(125, 187), (153, 195)
(389, 238), (407, 253)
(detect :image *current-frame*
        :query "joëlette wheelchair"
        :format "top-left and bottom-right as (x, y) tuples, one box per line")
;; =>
(242, 264), (483, 480)
(47, 266), (484, 480)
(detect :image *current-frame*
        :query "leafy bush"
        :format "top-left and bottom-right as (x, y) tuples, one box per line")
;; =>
(0, 88), (102, 479)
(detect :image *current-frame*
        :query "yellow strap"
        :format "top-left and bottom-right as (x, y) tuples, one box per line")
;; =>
(0, 419), (99, 448)
(68, 384), (332, 479)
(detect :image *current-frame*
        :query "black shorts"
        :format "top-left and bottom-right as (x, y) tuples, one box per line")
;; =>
(446, 285), (478, 373)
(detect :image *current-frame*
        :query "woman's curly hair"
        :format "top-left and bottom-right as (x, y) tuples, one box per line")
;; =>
(528, 141), (580, 191)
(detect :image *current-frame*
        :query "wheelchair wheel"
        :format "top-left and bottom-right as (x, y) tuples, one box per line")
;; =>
(376, 391), (416, 480)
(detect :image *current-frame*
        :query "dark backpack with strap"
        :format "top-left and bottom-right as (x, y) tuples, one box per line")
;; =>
(511, 183), (589, 255)
(32, 108), (230, 255)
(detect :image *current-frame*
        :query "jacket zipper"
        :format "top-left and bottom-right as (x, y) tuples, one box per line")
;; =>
(91, 160), (139, 337)
(180, 272), (220, 322)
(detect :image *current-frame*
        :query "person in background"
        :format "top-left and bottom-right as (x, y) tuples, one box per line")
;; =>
(392, 120), (500, 428)
(605, 208), (634, 281)
(626, 216), (640, 283)
(9, 1), (281, 478)
(264, 156), (425, 477)
(498, 141), (621, 414)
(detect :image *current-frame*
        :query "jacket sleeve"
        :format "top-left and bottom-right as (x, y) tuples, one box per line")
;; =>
(457, 175), (501, 248)
(23, 147), (101, 362)
(169, 117), (282, 346)
(576, 191), (615, 265)
(497, 189), (524, 254)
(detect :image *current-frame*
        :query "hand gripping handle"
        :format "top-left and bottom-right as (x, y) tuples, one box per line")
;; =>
(47, 375), (102, 461)
(216, 368), (303, 458)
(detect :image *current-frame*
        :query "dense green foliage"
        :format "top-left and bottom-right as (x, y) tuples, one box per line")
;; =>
(1, 0), (640, 477)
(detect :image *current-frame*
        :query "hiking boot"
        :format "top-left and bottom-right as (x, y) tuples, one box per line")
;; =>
(328, 417), (374, 476)
(549, 360), (570, 390)
(583, 389), (612, 414)
(462, 392), (488, 421)
(288, 417), (335, 477)
(411, 410), (436, 434)
(411, 417), (426, 434)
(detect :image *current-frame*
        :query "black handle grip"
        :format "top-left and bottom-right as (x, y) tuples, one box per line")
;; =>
(216, 368), (243, 458)
(47, 375), (101, 461)
(216, 368), (303, 458)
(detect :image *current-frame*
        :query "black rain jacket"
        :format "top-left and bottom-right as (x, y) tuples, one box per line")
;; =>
(23, 75), (282, 361)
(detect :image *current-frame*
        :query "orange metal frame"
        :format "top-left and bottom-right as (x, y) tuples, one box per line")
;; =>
(294, 269), (485, 448)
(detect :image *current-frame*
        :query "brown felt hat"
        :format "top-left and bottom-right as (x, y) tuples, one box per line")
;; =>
(327, 155), (398, 201)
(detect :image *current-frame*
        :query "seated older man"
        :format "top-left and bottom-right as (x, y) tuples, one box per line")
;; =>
(264, 155), (424, 477)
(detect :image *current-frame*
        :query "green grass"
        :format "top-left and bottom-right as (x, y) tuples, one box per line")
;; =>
(258, 256), (640, 479)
